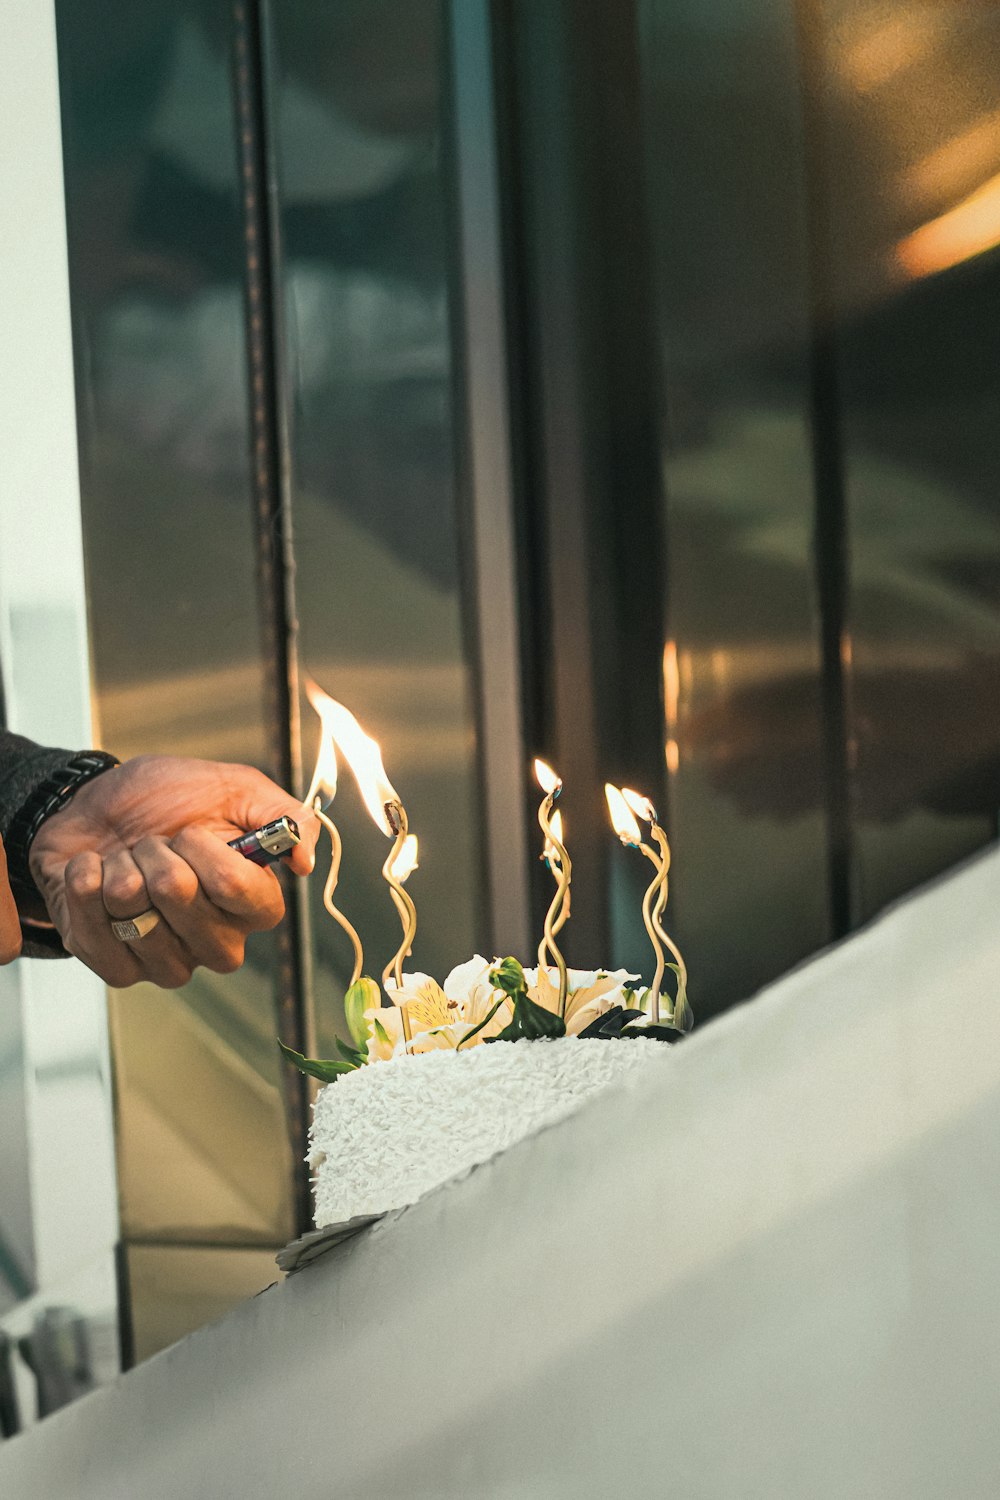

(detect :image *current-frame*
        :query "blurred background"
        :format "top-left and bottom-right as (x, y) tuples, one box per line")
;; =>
(2, 0), (998, 1428)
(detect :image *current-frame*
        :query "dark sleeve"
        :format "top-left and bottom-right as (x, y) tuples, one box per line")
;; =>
(0, 730), (76, 839)
(0, 730), (77, 959)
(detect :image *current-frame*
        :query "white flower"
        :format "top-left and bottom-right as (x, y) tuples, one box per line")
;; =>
(385, 975), (457, 1032)
(362, 957), (644, 1064)
(407, 1000), (512, 1054)
(369, 965), (512, 1059)
(383, 971), (440, 1006)
(443, 954), (504, 1023)
(363, 1005), (406, 1062)
(525, 966), (643, 1035)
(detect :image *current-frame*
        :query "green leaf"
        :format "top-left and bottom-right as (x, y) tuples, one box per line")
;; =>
(373, 1017), (392, 1048)
(666, 964), (693, 1033)
(487, 956), (566, 1041)
(495, 988), (566, 1042)
(277, 1040), (356, 1082)
(336, 1038), (367, 1068)
(455, 998), (504, 1051)
(344, 976), (381, 1049)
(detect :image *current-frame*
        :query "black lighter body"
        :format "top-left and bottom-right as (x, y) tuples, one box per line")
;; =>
(227, 816), (301, 866)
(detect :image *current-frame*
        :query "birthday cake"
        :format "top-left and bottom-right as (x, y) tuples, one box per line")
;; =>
(286, 956), (688, 1228)
(285, 688), (692, 1235)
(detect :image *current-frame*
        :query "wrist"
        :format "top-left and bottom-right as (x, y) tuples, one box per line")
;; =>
(6, 751), (120, 906)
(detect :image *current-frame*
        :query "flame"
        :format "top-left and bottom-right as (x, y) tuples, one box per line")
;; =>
(305, 678), (400, 835)
(545, 809), (565, 868)
(622, 787), (656, 824)
(305, 695), (339, 809)
(605, 784), (642, 846)
(534, 757), (561, 796)
(391, 834), (419, 882)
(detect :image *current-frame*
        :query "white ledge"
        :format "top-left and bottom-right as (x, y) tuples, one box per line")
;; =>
(3, 845), (1000, 1498)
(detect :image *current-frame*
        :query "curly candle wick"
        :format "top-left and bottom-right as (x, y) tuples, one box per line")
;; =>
(537, 789), (571, 1018)
(636, 842), (667, 1024)
(547, 858), (571, 937)
(313, 798), (364, 988)
(647, 818), (689, 1030)
(606, 783), (687, 1028)
(381, 799), (417, 1006)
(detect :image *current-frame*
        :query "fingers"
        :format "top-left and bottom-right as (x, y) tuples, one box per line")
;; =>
(132, 836), (258, 973)
(0, 835), (22, 964)
(63, 852), (142, 988)
(284, 817), (318, 878)
(168, 825), (286, 928)
(26, 758), (312, 990)
(71, 848), (193, 990)
(102, 846), (152, 924)
(219, 765), (318, 877)
(62, 828), (289, 989)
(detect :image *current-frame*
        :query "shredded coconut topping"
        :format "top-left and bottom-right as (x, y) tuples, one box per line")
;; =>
(311, 1037), (669, 1226)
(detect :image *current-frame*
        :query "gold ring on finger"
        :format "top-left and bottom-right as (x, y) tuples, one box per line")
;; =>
(110, 909), (161, 942)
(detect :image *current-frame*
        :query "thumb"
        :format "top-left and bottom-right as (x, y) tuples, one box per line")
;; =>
(221, 766), (318, 877)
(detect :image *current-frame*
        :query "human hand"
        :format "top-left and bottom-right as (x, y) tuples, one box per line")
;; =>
(28, 756), (317, 988)
(0, 834), (22, 964)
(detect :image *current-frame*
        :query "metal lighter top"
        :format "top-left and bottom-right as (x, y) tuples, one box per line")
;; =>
(227, 816), (301, 866)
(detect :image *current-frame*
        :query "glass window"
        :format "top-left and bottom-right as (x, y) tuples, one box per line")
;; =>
(262, 0), (485, 1056)
(56, 0), (299, 1353)
(637, 0), (832, 1011)
(810, 0), (1000, 916)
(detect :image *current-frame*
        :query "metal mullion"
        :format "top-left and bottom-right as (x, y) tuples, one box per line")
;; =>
(794, 0), (855, 939)
(491, 0), (668, 965)
(499, 0), (610, 959)
(447, 0), (532, 959)
(230, 0), (311, 1235)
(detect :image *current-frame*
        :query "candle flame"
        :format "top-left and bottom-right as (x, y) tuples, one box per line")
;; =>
(622, 787), (656, 824)
(534, 757), (561, 796)
(391, 834), (419, 882)
(305, 678), (400, 836)
(545, 809), (564, 868)
(605, 784), (642, 846)
(304, 682), (339, 808)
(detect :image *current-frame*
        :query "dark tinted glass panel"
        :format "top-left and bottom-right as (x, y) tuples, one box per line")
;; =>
(636, 2), (831, 1012)
(56, 0), (296, 1321)
(812, 0), (1000, 916)
(124, 1243), (278, 1363)
(262, 0), (484, 1054)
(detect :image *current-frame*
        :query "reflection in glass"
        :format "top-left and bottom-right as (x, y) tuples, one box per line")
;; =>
(56, 0), (297, 1347)
(812, 0), (1000, 915)
(263, 0), (484, 1055)
(636, 1), (831, 1014)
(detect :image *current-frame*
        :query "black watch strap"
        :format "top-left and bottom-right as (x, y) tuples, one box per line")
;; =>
(4, 751), (121, 901)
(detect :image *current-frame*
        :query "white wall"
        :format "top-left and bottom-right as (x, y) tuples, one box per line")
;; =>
(0, 0), (119, 1404)
(2, 843), (998, 1496)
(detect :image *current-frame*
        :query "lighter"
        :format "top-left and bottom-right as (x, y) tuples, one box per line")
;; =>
(227, 816), (301, 866)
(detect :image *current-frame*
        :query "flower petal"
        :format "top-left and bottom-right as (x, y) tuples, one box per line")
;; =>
(365, 1008), (405, 1061)
(443, 955), (494, 1000)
